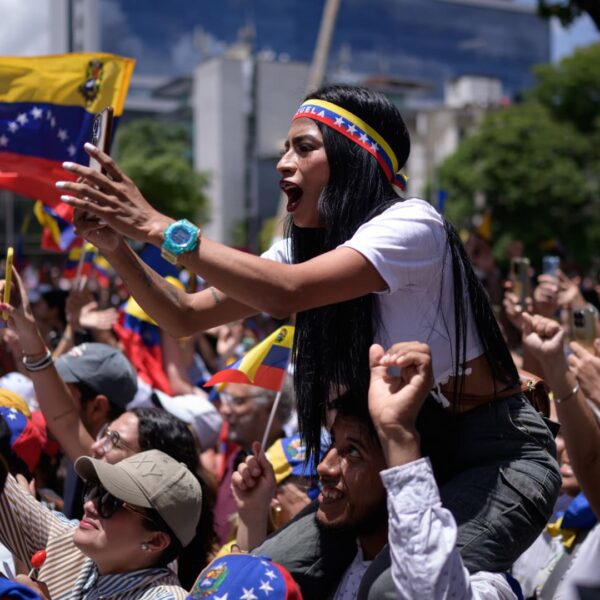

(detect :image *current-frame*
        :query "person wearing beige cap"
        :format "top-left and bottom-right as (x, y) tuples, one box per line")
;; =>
(0, 449), (202, 599)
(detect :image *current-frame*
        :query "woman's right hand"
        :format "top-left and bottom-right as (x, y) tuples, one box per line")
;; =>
(57, 145), (173, 245)
(231, 441), (276, 521)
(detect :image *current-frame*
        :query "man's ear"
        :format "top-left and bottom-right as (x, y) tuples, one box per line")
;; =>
(88, 394), (111, 422)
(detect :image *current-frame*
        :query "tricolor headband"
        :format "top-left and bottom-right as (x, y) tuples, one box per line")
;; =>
(293, 98), (408, 193)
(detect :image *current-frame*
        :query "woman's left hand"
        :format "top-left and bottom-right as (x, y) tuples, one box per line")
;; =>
(56, 144), (173, 245)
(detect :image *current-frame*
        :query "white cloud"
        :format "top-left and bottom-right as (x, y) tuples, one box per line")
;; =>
(0, 0), (51, 56)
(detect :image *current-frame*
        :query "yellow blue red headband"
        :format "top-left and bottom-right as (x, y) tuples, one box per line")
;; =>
(293, 98), (408, 193)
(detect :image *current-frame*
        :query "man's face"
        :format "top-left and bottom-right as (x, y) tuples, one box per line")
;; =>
(316, 414), (387, 532)
(218, 384), (272, 449)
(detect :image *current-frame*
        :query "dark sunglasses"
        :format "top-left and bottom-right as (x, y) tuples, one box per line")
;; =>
(82, 482), (156, 524)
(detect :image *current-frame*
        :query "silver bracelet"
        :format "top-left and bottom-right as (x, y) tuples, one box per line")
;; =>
(22, 349), (53, 372)
(554, 383), (580, 405)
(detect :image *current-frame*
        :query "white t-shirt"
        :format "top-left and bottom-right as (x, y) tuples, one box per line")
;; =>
(262, 199), (484, 384)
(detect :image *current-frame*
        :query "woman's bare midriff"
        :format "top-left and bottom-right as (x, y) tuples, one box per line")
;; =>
(439, 353), (518, 405)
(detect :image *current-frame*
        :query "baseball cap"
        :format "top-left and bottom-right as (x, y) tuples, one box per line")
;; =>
(152, 390), (223, 451)
(188, 553), (303, 599)
(266, 434), (323, 500)
(75, 449), (202, 547)
(55, 343), (138, 409)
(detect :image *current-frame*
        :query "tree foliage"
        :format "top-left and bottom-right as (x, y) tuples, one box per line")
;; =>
(114, 119), (210, 223)
(537, 0), (600, 30)
(437, 43), (600, 268)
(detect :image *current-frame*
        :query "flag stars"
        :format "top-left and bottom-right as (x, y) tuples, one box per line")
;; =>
(46, 110), (53, 120)
(240, 588), (257, 600)
(31, 106), (43, 119)
(57, 129), (68, 141)
(67, 144), (76, 156)
(0, 135), (8, 147)
(16, 113), (29, 126)
(50, 117), (56, 128)
(214, 594), (228, 600)
(8, 122), (19, 133)
(346, 123), (357, 135)
(334, 116), (345, 127)
(259, 580), (274, 595)
(370, 141), (379, 151)
(7, 413), (17, 421)
(264, 569), (277, 580)
(359, 132), (369, 143)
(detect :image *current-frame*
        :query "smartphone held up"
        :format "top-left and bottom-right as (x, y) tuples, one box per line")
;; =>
(88, 106), (114, 173)
(570, 307), (597, 352)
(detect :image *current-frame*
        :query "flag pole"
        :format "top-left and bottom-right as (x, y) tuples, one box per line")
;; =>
(74, 246), (88, 290)
(261, 388), (283, 450)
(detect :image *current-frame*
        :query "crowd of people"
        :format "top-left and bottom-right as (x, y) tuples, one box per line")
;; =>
(0, 84), (597, 599)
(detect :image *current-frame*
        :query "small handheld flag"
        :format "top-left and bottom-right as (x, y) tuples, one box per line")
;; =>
(3, 247), (13, 321)
(204, 325), (294, 392)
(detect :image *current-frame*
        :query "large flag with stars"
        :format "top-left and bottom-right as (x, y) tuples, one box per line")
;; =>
(0, 53), (134, 209)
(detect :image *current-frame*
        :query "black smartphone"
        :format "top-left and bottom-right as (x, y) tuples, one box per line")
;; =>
(571, 307), (597, 351)
(510, 257), (531, 305)
(88, 106), (114, 173)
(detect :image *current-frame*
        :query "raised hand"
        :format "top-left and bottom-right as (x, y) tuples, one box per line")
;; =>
(231, 441), (276, 520)
(368, 341), (433, 433)
(568, 340), (600, 410)
(230, 441), (276, 551)
(73, 207), (122, 254)
(521, 312), (565, 361)
(0, 267), (46, 356)
(56, 144), (173, 245)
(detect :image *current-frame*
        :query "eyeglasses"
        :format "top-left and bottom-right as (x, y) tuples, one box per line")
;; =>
(95, 423), (137, 454)
(82, 482), (156, 525)
(219, 392), (269, 407)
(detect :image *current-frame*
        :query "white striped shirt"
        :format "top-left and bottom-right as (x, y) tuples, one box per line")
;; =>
(0, 475), (187, 599)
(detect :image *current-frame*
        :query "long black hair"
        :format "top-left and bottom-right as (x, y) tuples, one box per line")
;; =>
(287, 85), (409, 463)
(287, 85), (518, 463)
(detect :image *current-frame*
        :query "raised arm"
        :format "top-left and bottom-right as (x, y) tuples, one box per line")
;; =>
(0, 269), (94, 462)
(522, 312), (600, 516)
(369, 343), (516, 600)
(58, 146), (387, 324)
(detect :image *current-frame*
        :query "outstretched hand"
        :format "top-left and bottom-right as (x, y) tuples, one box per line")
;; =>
(368, 341), (433, 435)
(56, 144), (173, 245)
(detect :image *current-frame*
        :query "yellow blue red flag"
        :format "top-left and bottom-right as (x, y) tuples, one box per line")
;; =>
(0, 53), (134, 208)
(205, 325), (294, 392)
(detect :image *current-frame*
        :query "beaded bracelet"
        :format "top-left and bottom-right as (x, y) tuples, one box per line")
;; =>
(554, 383), (580, 405)
(22, 349), (53, 372)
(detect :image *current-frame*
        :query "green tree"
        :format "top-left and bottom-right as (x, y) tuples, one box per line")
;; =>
(437, 44), (600, 268)
(114, 119), (210, 223)
(537, 0), (600, 30)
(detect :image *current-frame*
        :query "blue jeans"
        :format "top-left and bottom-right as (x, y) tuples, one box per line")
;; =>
(417, 392), (561, 572)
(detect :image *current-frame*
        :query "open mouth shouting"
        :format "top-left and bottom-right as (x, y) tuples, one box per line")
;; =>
(280, 180), (303, 213)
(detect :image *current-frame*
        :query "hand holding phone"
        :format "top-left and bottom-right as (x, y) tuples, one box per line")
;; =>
(510, 257), (532, 306)
(2, 247), (14, 321)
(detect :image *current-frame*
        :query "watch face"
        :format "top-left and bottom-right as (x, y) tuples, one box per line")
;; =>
(170, 224), (194, 247)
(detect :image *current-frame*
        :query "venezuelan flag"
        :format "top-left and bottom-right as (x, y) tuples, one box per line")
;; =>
(33, 200), (78, 251)
(205, 325), (294, 392)
(113, 276), (184, 395)
(0, 53), (134, 208)
(63, 241), (96, 279)
(92, 253), (114, 288)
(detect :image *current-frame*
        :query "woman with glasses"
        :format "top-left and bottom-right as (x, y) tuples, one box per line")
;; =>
(0, 269), (218, 588)
(0, 448), (201, 599)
